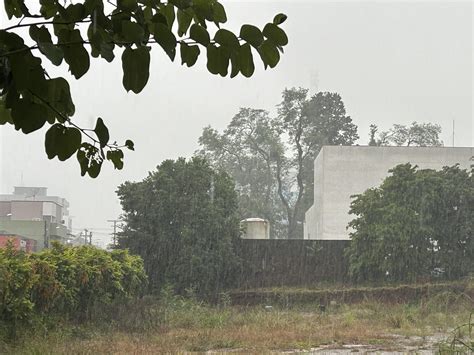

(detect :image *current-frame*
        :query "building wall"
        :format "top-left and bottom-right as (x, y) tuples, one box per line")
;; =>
(11, 201), (43, 220)
(305, 146), (474, 240)
(0, 220), (67, 251)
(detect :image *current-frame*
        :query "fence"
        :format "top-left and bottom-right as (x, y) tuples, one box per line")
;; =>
(235, 239), (350, 289)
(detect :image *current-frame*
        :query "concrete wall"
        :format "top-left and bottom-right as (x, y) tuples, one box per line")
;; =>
(304, 146), (474, 240)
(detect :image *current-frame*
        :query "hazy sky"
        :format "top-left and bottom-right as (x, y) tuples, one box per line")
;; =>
(1, 1), (472, 247)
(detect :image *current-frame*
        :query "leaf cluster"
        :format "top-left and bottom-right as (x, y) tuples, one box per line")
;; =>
(0, 0), (288, 176)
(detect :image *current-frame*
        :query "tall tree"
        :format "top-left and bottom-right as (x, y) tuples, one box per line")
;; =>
(198, 88), (359, 239)
(0, 1), (288, 176)
(116, 157), (241, 297)
(347, 164), (473, 282)
(369, 122), (443, 147)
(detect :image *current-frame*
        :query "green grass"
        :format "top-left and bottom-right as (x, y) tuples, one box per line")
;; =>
(1, 283), (473, 354)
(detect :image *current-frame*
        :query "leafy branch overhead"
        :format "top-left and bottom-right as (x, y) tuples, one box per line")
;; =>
(0, 0), (288, 177)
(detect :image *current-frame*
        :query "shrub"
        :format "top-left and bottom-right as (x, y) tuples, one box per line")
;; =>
(0, 242), (147, 335)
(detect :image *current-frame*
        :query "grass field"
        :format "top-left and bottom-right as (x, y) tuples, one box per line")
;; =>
(2, 283), (473, 354)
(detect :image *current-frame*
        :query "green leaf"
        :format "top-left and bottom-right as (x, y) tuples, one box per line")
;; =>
(94, 117), (109, 147)
(159, 3), (175, 29)
(39, 0), (58, 19)
(122, 46), (151, 93)
(212, 2), (227, 23)
(84, 0), (103, 15)
(262, 23), (288, 46)
(214, 29), (239, 52)
(30, 25), (64, 66)
(117, 0), (137, 11)
(177, 8), (193, 36)
(273, 13), (287, 25)
(76, 147), (88, 176)
(107, 149), (124, 170)
(65, 3), (85, 22)
(88, 159), (102, 178)
(39, 43), (64, 66)
(151, 23), (177, 60)
(0, 100), (13, 125)
(121, 20), (145, 44)
(11, 98), (48, 133)
(229, 52), (239, 78)
(5, 0), (25, 19)
(45, 124), (82, 161)
(180, 43), (200, 67)
(239, 25), (263, 48)
(207, 44), (229, 77)
(169, 0), (192, 10)
(76, 143), (103, 177)
(88, 25), (115, 62)
(125, 139), (134, 151)
(192, 0), (212, 23)
(58, 29), (90, 79)
(239, 43), (254, 77)
(45, 77), (75, 123)
(258, 40), (280, 69)
(189, 24), (210, 46)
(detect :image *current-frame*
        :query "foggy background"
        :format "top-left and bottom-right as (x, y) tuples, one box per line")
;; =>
(1, 1), (472, 247)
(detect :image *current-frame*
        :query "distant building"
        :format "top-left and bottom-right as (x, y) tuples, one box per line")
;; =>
(0, 232), (36, 253)
(0, 187), (72, 250)
(304, 146), (474, 240)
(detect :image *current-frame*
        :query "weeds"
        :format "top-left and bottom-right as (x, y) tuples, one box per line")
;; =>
(2, 284), (473, 354)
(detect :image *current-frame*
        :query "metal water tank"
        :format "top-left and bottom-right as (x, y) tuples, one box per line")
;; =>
(240, 218), (270, 239)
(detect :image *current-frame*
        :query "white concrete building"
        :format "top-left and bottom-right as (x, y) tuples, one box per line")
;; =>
(304, 146), (474, 240)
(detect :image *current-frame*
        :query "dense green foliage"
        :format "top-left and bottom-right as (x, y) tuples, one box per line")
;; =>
(117, 157), (241, 297)
(369, 122), (442, 146)
(0, 242), (146, 336)
(198, 88), (358, 239)
(347, 164), (473, 282)
(0, 0), (287, 176)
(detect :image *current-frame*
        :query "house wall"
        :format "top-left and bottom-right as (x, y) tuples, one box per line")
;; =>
(305, 146), (474, 240)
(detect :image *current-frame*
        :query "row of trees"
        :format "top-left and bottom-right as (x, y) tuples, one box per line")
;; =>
(197, 87), (443, 239)
(347, 164), (473, 282)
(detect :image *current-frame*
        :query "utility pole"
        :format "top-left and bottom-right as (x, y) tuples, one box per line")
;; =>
(107, 219), (120, 246)
(452, 119), (455, 147)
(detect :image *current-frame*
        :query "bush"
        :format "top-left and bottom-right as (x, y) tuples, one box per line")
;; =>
(0, 242), (147, 336)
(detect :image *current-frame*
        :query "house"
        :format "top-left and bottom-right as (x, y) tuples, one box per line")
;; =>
(0, 186), (72, 250)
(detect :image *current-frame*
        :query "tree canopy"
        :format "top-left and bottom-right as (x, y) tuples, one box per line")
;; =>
(198, 88), (359, 239)
(369, 122), (443, 147)
(347, 163), (473, 283)
(0, 0), (288, 177)
(116, 157), (241, 296)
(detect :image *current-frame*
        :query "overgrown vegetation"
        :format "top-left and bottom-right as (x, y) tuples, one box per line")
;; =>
(1, 283), (472, 353)
(347, 163), (473, 283)
(0, 242), (147, 339)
